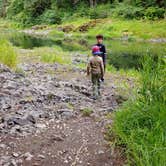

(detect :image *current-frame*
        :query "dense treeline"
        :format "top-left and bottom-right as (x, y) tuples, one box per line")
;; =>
(0, 0), (165, 26)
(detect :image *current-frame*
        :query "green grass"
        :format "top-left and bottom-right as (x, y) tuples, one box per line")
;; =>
(48, 17), (166, 40)
(88, 19), (166, 39)
(39, 46), (71, 64)
(111, 54), (166, 165)
(0, 19), (22, 30)
(0, 39), (17, 68)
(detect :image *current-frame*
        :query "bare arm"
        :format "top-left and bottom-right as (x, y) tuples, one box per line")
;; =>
(87, 60), (91, 76)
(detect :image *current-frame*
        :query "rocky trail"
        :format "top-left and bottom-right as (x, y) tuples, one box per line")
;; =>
(0, 61), (126, 166)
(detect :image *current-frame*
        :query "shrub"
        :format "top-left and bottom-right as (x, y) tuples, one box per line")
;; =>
(114, 4), (144, 19)
(39, 10), (62, 24)
(13, 11), (33, 27)
(7, 0), (24, 18)
(89, 8), (108, 19)
(0, 40), (17, 68)
(145, 7), (165, 20)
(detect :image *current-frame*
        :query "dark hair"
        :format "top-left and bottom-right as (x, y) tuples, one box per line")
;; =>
(96, 35), (104, 39)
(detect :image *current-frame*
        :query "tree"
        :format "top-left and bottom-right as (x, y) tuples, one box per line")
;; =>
(0, 0), (8, 17)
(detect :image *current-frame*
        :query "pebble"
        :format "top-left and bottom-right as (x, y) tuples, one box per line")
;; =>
(23, 152), (33, 161)
(37, 154), (45, 159)
(12, 152), (19, 157)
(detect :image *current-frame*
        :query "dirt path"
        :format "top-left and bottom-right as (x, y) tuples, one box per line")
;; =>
(0, 62), (125, 166)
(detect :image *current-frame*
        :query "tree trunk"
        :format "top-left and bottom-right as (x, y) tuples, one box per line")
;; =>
(89, 0), (97, 7)
(1, 0), (8, 17)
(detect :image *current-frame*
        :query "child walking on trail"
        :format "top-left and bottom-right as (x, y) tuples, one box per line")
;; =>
(87, 46), (105, 100)
(95, 35), (107, 82)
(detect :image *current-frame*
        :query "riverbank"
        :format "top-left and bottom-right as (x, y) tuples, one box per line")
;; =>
(1, 18), (166, 42)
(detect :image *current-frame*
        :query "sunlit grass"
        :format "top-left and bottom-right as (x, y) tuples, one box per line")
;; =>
(0, 19), (22, 29)
(111, 54), (166, 166)
(0, 39), (17, 68)
(88, 19), (166, 39)
(38, 46), (71, 64)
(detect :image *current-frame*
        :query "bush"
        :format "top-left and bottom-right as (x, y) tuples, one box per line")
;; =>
(89, 8), (108, 19)
(145, 7), (165, 20)
(114, 4), (144, 19)
(13, 11), (33, 27)
(39, 10), (62, 24)
(7, 0), (24, 18)
(0, 40), (17, 68)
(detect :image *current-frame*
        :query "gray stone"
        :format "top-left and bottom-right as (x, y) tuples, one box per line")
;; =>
(26, 115), (36, 124)
(51, 135), (64, 142)
(36, 123), (46, 129)
(0, 144), (7, 149)
(12, 152), (19, 158)
(23, 152), (33, 161)
(37, 154), (45, 159)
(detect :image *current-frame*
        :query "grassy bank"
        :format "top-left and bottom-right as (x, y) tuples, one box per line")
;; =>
(109, 54), (166, 165)
(1, 17), (166, 40)
(49, 18), (166, 40)
(87, 19), (166, 39)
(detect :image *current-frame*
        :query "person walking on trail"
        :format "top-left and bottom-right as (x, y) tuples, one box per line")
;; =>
(95, 35), (107, 82)
(87, 46), (105, 100)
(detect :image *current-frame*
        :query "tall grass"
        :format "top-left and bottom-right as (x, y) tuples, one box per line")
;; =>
(0, 39), (17, 68)
(111, 54), (166, 166)
(40, 46), (71, 64)
(0, 19), (22, 29)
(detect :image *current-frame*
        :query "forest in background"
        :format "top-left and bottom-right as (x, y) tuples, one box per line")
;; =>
(0, 0), (165, 26)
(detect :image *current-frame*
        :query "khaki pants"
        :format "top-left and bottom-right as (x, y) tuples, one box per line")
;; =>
(91, 73), (101, 98)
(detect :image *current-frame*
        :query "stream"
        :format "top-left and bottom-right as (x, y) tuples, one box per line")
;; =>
(1, 29), (166, 69)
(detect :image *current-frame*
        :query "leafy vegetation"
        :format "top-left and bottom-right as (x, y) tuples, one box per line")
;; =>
(0, 0), (165, 27)
(110, 54), (166, 165)
(0, 39), (17, 68)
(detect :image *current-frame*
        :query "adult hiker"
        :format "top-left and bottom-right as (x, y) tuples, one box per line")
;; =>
(87, 46), (105, 100)
(95, 35), (107, 82)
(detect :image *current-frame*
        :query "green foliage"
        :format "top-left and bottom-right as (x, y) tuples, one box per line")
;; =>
(2, 0), (165, 27)
(111, 3), (165, 20)
(7, 0), (24, 17)
(140, 54), (165, 103)
(39, 10), (62, 24)
(0, 39), (17, 68)
(144, 7), (165, 20)
(24, 0), (51, 17)
(112, 54), (166, 165)
(89, 5), (109, 19)
(113, 4), (145, 19)
(129, 0), (165, 8)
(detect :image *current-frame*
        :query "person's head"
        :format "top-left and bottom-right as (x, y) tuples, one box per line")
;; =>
(96, 35), (104, 44)
(92, 46), (102, 56)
